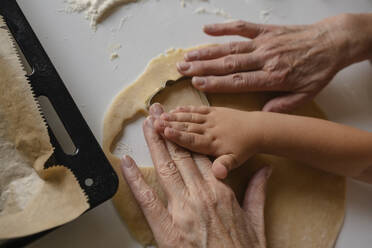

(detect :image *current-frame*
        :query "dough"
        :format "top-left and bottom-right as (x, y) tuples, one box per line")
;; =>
(102, 47), (346, 247)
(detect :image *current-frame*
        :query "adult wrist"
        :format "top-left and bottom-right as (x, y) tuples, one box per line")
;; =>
(316, 13), (372, 71)
(334, 13), (372, 66)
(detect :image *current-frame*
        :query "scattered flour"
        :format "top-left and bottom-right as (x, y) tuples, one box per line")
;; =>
(110, 52), (119, 60)
(108, 43), (122, 60)
(180, 0), (186, 8)
(117, 16), (129, 30)
(259, 9), (272, 23)
(166, 47), (176, 54)
(63, 0), (137, 29)
(63, 0), (229, 29)
(0, 140), (43, 216)
(110, 16), (130, 33)
(193, 6), (231, 18)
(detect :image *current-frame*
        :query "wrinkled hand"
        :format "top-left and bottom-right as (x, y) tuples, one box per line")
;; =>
(120, 104), (271, 248)
(177, 15), (359, 112)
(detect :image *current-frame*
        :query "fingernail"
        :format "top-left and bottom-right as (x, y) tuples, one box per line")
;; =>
(144, 190), (155, 202)
(121, 155), (133, 168)
(203, 24), (215, 32)
(192, 77), (206, 87)
(151, 103), (163, 116)
(177, 62), (191, 71)
(185, 51), (199, 60)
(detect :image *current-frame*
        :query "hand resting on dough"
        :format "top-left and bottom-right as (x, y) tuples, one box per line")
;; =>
(154, 104), (372, 183)
(120, 104), (271, 248)
(177, 13), (372, 113)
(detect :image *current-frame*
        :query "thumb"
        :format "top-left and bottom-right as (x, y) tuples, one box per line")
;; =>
(243, 166), (272, 247)
(212, 154), (239, 179)
(203, 20), (274, 39)
(262, 92), (311, 113)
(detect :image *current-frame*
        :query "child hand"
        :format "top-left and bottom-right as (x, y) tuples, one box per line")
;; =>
(153, 104), (263, 179)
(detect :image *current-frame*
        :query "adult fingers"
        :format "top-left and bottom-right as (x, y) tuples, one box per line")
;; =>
(177, 54), (261, 77)
(203, 20), (275, 38)
(243, 166), (272, 248)
(149, 102), (165, 117)
(192, 153), (215, 181)
(143, 116), (185, 197)
(262, 92), (312, 113)
(150, 103), (204, 189)
(184, 41), (255, 61)
(120, 155), (172, 238)
(191, 71), (281, 93)
(164, 140), (204, 189)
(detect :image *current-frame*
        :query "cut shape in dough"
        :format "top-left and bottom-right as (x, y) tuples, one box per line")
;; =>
(102, 46), (346, 247)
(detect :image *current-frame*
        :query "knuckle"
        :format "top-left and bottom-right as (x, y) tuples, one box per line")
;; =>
(158, 160), (178, 178)
(223, 55), (241, 72)
(172, 145), (192, 160)
(234, 20), (247, 30)
(204, 191), (218, 209)
(139, 189), (158, 208)
(201, 48), (214, 58)
(232, 73), (248, 88)
(125, 168), (141, 182)
(228, 42), (240, 54)
(223, 55), (237, 71)
(179, 122), (188, 131)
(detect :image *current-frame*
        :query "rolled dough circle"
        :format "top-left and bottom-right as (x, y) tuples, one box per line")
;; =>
(102, 46), (346, 247)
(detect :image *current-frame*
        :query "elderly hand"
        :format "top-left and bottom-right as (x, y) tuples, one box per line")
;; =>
(120, 104), (271, 248)
(177, 14), (372, 112)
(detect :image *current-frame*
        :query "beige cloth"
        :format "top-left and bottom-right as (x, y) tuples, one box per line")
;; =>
(0, 18), (89, 239)
(102, 46), (346, 247)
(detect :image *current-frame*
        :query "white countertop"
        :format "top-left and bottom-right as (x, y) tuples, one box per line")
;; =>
(12, 0), (372, 247)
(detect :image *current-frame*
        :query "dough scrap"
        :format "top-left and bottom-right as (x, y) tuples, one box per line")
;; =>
(102, 46), (346, 247)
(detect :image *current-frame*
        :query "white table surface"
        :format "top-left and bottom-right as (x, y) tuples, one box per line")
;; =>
(11, 0), (372, 247)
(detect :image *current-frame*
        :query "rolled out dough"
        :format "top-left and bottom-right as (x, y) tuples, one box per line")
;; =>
(102, 47), (346, 247)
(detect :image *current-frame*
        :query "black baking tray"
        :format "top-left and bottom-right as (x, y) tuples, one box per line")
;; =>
(0, 1), (118, 247)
